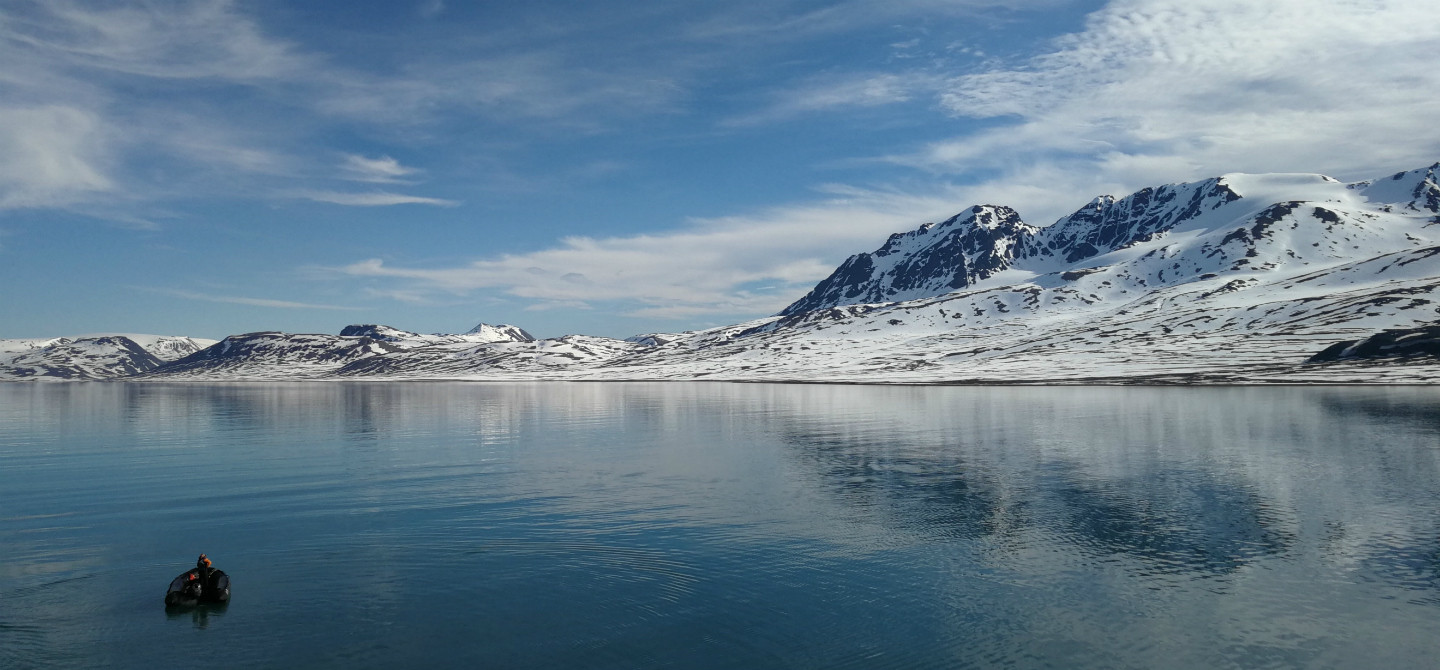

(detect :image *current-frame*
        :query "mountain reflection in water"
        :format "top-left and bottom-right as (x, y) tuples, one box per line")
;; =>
(1, 383), (1437, 669)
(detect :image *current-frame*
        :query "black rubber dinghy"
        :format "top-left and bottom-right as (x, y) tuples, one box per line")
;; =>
(164, 568), (231, 608)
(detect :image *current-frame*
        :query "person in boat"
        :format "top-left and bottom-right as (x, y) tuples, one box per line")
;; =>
(165, 553), (230, 607)
(197, 554), (214, 591)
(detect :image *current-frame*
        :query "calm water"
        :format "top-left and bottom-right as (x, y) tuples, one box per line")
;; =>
(1, 383), (1438, 669)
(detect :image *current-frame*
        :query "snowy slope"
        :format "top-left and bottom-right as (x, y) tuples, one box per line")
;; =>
(107, 334), (218, 361)
(319, 163), (1436, 384)
(0, 334), (217, 381)
(463, 322), (535, 342)
(338, 323), (533, 349)
(0, 336), (163, 380)
(781, 205), (1041, 314)
(147, 332), (402, 380)
(8, 163), (1440, 384)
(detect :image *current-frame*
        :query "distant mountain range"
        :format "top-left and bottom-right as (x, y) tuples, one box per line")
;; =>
(4, 163), (1439, 383)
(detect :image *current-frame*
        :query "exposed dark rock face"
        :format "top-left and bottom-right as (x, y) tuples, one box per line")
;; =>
(339, 324), (390, 338)
(1307, 324), (1440, 363)
(1400, 163), (1440, 214)
(781, 205), (1039, 316)
(1040, 179), (1242, 265)
(780, 178), (1243, 316)
(340, 323), (533, 345)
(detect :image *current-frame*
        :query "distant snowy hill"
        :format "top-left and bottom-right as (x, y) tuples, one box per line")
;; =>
(145, 323), (536, 380)
(151, 331), (402, 379)
(0, 334), (215, 381)
(338, 322), (534, 348)
(6, 163), (1439, 383)
(463, 323), (534, 342)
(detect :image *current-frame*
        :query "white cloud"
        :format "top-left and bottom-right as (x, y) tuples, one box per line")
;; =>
(680, 0), (1065, 43)
(341, 154), (421, 184)
(334, 187), (965, 319)
(292, 190), (459, 207)
(0, 1), (315, 213)
(902, 0), (1440, 211)
(14, 0), (308, 80)
(315, 53), (685, 128)
(725, 72), (942, 126)
(145, 288), (364, 311)
(327, 0), (1440, 322)
(0, 105), (113, 209)
(0, 2), (683, 215)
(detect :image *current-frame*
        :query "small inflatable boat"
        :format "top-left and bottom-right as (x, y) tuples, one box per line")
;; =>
(164, 566), (230, 608)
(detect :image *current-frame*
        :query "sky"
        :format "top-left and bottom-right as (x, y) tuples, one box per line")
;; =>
(1, 0), (1438, 340)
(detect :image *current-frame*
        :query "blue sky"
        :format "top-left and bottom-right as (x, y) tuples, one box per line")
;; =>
(2, 0), (1438, 340)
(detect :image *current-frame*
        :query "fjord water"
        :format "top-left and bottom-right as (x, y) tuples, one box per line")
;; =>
(2, 383), (1438, 669)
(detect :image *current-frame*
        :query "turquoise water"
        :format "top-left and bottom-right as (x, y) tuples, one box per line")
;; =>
(2, 382), (1438, 669)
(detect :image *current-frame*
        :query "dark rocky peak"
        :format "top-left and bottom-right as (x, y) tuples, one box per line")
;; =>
(339, 324), (422, 342)
(874, 223), (937, 258)
(1408, 163), (1440, 213)
(1351, 162), (1440, 214)
(873, 205), (1030, 256)
(342, 324), (393, 338)
(1040, 178), (1242, 264)
(779, 205), (1038, 316)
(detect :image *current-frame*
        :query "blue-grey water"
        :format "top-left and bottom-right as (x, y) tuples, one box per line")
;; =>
(2, 382), (1438, 669)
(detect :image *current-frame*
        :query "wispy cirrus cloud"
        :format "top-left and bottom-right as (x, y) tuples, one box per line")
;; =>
(142, 287), (365, 311)
(0, 0), (1062, 221)
(893, 0), (1440, 215)
(0, 0), (309, 215)
(0, 105), (114, 209)
(330, 0), (1440, 324)
(340, 154), (421, 184)
(0, 1), (686, 218)
(679, 0), (1065, 43)
(292, 190), (459, 207)
(5, 0), (309, 81)
(724, 72), (943, 127)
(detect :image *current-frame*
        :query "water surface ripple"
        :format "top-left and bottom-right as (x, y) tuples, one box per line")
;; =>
(2, 383), (1438, 668)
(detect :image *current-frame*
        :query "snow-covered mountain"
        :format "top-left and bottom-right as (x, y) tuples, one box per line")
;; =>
(150, 331), (402, 379)
(338, 323), (534, 348)
(0, 335), (215, 381)
(778, 169), (1426, 316)
(780, 205), (1043, 315)
(463, 322), (534, 342)
(144, 324), (537, 380)
(6, 163), (1439, 383)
